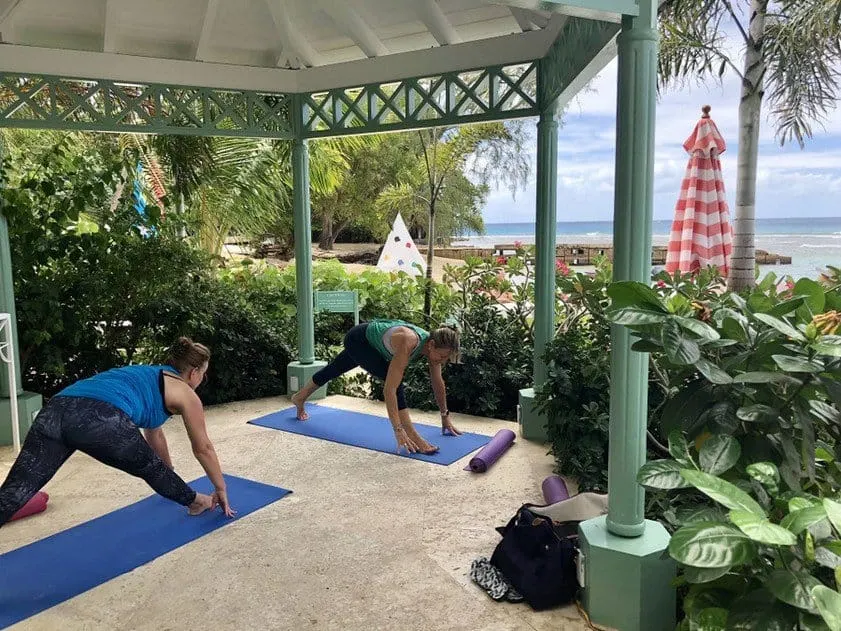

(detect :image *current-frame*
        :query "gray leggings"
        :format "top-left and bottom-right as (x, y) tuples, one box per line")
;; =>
(0, 396), (196, 527)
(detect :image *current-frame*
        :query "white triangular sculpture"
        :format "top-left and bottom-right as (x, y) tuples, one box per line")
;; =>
(377, 213), (427, 277)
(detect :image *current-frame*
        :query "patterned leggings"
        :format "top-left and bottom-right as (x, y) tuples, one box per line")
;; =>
(0, 396), (197, 527)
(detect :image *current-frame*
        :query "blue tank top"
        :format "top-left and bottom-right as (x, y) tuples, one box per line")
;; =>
(55, 365), (180, 429)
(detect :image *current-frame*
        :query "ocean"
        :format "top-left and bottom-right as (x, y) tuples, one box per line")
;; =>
(457, 217), (841, 280)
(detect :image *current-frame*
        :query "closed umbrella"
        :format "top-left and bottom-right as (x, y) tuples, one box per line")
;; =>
(665, 105), (733, 276)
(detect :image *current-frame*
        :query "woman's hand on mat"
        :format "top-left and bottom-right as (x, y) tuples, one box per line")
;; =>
(212, 487), (236, 517)
(187, 493), (215, 516)
(441, 414), (462, 436)
(394, 427), (419, 454)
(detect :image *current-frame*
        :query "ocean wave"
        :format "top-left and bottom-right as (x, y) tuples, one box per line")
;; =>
(799, 244), (841, 249)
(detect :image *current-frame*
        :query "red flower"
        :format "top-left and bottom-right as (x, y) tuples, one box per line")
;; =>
(555, 259), (570, 276)
(496, 256), (507, 265)
(656, 280), (667, 289)
(514, 240), (523, 248)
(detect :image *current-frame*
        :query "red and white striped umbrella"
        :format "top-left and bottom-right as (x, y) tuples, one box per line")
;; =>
(665, 106), (733, 276)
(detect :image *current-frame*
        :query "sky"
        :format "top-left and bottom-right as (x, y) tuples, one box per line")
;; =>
(481, 56), (841, 224)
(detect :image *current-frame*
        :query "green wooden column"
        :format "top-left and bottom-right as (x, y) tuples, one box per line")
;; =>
(0, 206), (42, 446)
(0, 213), (22, 395)
(518, 104), (558, 442)
(286, 136), (326, 397)
(578, 2), (676, 628)
(533, 108), (559, 388)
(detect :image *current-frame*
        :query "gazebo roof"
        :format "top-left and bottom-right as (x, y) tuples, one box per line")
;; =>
(0, 0), (629, 138)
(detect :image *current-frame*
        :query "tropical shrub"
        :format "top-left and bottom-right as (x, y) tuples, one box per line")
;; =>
(611, 273), (841, 629)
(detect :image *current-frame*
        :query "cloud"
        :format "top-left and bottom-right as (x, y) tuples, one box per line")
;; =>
(483, 51), (841, 224)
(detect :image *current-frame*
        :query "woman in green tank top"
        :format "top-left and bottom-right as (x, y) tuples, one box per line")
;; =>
(291, 319), (462, 454)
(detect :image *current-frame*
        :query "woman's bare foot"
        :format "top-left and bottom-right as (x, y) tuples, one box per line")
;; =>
(291, 391), (309, 420)
(188, 492), (215, 516)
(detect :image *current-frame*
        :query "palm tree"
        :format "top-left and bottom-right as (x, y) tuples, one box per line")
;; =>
(378, 123), (529, 324)
(659, 0), (841, 290)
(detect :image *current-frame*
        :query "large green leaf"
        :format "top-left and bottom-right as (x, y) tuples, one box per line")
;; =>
(729, 510), (797, 546)
(670, 430), (694, 466)
(769, 297), (806, 318)
(683, 565), (731, 584)
(813, 336), (841, 358)
(680, 469), (765, 516)
(755, 313), (808, 342)
(700, 435), (741, 476)
(702, 401), (739, 434)
(608, 281), (668, 312)
(746, 462), (780, 491)
(773, 355), (824, 373)
(668, 522), (756, 568)
(637, 459), (691, 489)
(696, 358), (734, 385)
(734, 371), (802, 386)
(675, 315), (721, 341)
(663, 319), (702, 365)
(767, 570), (821, 613)
(812, 585), (841, 631)
(811, 400), (841, 425)
(722, 316), (750, 343)
(824, 499), (841, 533)
(676, 506), (728, 526)
(794, 279), (826, 317)
(782, 505), (828, 535)
(737, 404), (780, 423)
(608, 307), (669, 326)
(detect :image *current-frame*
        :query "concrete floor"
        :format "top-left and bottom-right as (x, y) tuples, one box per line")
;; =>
(0, 395), (590, 631)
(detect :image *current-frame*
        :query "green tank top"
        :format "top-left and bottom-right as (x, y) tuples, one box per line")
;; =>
(365, 319), (430, 362)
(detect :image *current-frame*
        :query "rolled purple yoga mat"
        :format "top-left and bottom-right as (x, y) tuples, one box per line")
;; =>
(465, 428), (516, 472)
(542, 475), (570, 504)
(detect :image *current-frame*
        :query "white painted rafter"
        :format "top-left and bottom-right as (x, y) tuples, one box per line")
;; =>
(0, 0), (27, 42)
(193, 0), (220, 61)
(266, 0), (323, 69)
(416, 0), (461, 46)
(103, 0), (119, 53)
(509, 7), (534, 31)
(318, 0), (388, 58)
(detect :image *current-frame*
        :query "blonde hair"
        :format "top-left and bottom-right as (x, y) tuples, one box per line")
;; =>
(430, 325), (460, 363)
(167, 337), (211, 373)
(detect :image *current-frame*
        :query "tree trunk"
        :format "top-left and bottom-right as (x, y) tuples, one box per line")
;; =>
(319, 212), (334, 250)
(423, 202), (435, 328)
(727, 0), (768, 292)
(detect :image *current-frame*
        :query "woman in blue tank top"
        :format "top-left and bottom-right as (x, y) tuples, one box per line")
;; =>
(0, 337), (234, 527)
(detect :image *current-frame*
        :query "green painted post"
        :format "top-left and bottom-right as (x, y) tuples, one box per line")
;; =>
(578, 2), (676, 629)
(0, 213), (22, 396)
(607, 6), (659, 541)
(517, 102), (558, 442)
(533, 108), (558, 387)
(292, 137), (315, 365)
(286, 135), (327, 397)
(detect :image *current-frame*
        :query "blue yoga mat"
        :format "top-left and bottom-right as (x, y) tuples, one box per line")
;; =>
(0, 475), (291, 629)
(248, 404), (491, 465)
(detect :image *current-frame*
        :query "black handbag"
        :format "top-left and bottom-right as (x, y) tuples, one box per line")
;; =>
(490, 504), (580, 611)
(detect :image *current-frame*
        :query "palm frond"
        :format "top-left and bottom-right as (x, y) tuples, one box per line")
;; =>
(765, 0), (841, 147)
